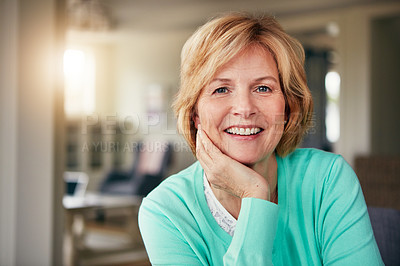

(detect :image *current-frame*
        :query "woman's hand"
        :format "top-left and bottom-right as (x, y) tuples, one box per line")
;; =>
(196, 125), (271, 201)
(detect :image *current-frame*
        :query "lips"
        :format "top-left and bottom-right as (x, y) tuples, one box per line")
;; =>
(225, 126), (263, 136)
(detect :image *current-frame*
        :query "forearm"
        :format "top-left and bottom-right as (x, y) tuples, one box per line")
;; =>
(224, 198), (279, 265)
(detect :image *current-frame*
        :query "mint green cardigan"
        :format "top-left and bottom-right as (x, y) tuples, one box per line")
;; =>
(139, 149), (383, 265)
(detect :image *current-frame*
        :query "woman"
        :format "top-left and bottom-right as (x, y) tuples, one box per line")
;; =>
(138, 13), (383, 265)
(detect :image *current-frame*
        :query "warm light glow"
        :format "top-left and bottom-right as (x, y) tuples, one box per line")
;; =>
(63, 49), (95, 116)
(325, 71), (340, 143)
(325, 71), (340, 99)
(64, 49), (85, 77)
(326, 102), (340, 143)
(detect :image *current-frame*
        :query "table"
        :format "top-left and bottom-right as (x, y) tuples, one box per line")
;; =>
(63, 193), (146, 266)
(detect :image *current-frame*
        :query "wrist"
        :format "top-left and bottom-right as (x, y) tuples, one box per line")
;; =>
(241, 182), (270, 201)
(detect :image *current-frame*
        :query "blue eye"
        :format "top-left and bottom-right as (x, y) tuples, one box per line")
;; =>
(256, 85), (271, 92)
(214, 87), (228, 94)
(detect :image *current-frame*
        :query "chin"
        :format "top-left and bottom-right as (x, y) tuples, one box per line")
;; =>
(226, 151), (267, 166)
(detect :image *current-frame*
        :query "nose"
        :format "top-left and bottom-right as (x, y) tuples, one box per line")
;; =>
(232, 91), (257, 118)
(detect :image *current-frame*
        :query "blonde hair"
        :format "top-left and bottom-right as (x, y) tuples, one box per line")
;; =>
(173, 12), (313, 157)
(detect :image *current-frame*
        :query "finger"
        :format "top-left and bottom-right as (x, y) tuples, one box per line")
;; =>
(196, 125), (212, 165)
(197, 127), (232, 179)
(196, 125), (207, 156)
(198, 126), (223, 159)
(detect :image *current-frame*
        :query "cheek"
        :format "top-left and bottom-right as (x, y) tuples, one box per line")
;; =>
(260, 99), (286, 124)
(196, 101), (223, 128)
(271, 102), (286, 142)
(272, 97), (286, 121)
(198, 113), (220, 133)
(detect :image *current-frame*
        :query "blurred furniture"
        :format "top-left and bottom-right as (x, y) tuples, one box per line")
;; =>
(64, 171), (89, 197)
(63, 193), (148, 266)
(357, 156), (400, 265)
(63, 140), (171, 265)
(355, 155), (400, 210)
(368, 207), (400, 266)
(99, 140), (172, 197)
(66, 118), (132, 180)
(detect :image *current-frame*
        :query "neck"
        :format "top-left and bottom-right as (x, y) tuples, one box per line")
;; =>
(248, 153), (278, 198)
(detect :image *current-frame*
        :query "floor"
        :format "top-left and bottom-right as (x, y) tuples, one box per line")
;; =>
(65, 218), (150, 266)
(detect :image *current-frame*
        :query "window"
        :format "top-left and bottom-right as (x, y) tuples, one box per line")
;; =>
(63, 48), (96, 116)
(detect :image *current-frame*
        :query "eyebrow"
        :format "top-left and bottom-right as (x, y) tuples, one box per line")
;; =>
(209, 76), (279, 84)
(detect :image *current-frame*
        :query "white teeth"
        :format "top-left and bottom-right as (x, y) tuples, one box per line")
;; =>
(226, 127), (262, 136)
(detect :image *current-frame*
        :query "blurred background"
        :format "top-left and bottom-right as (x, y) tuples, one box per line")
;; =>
(1, 0), (399, 265)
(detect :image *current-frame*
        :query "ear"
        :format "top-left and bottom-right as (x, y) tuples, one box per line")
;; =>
(284, 103), (290, 124)
(192, 113), (200, 129)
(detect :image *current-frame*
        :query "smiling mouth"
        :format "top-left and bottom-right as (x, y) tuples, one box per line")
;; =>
(225, 127), (263, 136)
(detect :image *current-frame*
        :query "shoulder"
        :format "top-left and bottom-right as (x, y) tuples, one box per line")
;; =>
(281, 148), (355, 186)
(282, 148), (341, 172)
(284, 148), (340, 164)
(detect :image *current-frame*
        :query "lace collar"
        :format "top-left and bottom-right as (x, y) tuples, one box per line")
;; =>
(203, 173), (237, 236)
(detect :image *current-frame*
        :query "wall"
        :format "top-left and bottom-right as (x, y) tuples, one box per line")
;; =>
(371, 15), (400, 155)
(113, 30), (197, 181)
(0, 0), (18, 265)
(65, 29), (196, 190)
(280, 2), (400, 165)
(0, 0), (64, 265)
(114, 30), (191, 118)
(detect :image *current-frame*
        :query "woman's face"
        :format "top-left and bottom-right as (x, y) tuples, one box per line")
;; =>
(195, 46), (286, 165)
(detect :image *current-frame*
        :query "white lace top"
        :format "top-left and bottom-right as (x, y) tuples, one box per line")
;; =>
(203, 174), (237, 236)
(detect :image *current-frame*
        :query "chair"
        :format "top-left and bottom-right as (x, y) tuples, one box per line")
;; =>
(65, 140), (171, 265)
(355, 156), (400, 210)
(368, 207), (400, 266)
(99, 140), (172, 196)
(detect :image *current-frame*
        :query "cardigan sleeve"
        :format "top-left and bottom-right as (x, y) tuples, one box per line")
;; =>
(139, 196), (279, 265)
(224, 198), (279, 265)
(318, 156), (383, 265)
